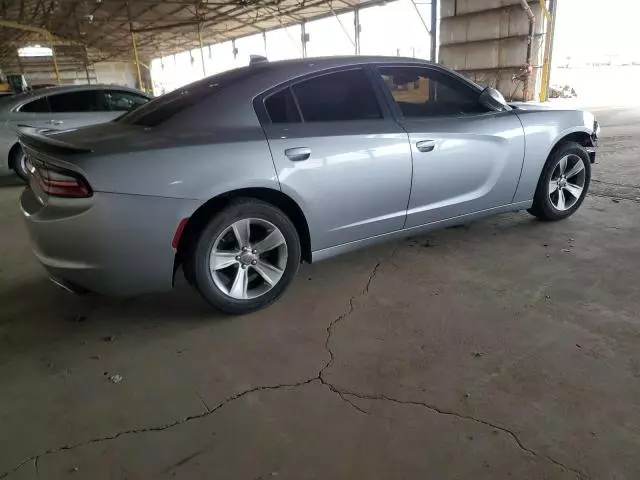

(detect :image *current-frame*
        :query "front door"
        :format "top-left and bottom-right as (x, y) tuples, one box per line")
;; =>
(260, 68), (413, 251)
(375, 65), (525, 228)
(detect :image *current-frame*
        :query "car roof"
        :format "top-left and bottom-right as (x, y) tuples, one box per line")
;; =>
(0, 84), (150, 111)
(248, 55), (434, 78)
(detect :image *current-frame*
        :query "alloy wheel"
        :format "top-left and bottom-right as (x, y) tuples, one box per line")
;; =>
(209, 218), (288, 300)
(548, 154), (586, 211)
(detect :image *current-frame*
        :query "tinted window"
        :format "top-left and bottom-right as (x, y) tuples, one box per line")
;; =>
(378, 66), (487, 117)
(117, 66), (260, 127)
(292, 69), (382, 122)
(105, 90), (148, 111)
(20, 97), (50, 113)
(264, 88), (301, 123)
(48, 91), (105, 113)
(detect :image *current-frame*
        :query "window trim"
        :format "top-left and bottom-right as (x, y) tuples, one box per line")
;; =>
(254, 65), (393, 125)
(372, 63), (493, 121)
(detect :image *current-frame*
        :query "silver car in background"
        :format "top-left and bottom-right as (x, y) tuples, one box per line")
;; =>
(19, 56), (599, 314)
(0, 84), (150, 179)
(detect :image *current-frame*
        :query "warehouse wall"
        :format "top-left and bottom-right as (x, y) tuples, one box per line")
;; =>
(3, 60), (138, 89)
(439, 0), (546, 101)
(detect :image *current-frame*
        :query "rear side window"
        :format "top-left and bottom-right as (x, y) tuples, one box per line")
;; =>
(291, 69), (382, 122)
(20, 97), (50, 113)
(117, 66), (260, 127)
(48, 91), (105, 112)
(264, 88), (301, 123)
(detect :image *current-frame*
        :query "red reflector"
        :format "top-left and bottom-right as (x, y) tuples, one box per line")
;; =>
(172, 218), (189, 249)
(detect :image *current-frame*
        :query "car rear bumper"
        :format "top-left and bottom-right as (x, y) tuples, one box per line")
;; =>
(21, 187), (200, 296)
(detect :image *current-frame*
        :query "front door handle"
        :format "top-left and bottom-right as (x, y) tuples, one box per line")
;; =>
(47, 120), (63, 126)
(416, 140), (435, 153)
(285, 147), (311, 162)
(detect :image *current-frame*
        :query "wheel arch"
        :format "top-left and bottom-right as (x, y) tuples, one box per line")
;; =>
(7, 142), (21, 170)
(176, 187), (312, 272)
(549, 130), (593, 155)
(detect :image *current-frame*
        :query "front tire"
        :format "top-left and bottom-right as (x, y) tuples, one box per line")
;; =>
(10, 145), (28, 181)
(528, 141), (591, 221)
(188, 199), (301, 314)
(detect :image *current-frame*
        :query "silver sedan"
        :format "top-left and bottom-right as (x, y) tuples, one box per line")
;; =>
(19, 56), (599, 314)
(1, 84), (150, 179)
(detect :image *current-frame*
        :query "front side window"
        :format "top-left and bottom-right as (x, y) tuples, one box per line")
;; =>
(48, 91), (104, 113)
(105, 90), (149, 111)
(19, 97), (50, 113)
(378, 66), (487, 118)
(291, 69), (382, 122)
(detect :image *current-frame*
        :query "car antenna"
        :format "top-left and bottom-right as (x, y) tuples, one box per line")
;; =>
(249, 55), (268, 66)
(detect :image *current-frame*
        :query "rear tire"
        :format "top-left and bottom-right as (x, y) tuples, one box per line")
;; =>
(9, 145), (28, 181)
(188, 198), (301, 314)
(528, 141), (591, 221)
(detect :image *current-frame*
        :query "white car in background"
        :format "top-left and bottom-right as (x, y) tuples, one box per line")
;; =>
(0, 84), (150, 179)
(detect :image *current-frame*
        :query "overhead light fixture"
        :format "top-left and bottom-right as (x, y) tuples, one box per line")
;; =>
(18, 46), (53, 57)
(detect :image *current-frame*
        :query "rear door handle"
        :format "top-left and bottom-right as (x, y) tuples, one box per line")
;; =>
(47, 120), (63, 126)
(416, 140), (435, 153)
(285, 147), (311, 161)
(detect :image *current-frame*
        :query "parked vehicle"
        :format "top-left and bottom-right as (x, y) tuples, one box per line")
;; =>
(1, 84), (150, 179)
(19, 56), (599, 314)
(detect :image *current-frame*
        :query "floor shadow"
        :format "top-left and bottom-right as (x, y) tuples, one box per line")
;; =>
(0, 174), (24, 188)
(0, 275), (226, 362)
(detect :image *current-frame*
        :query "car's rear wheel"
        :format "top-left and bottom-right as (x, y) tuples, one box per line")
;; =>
(9, 145), (28, 181)
(528, 142), (591, 221)
(188, 199), (301, 314)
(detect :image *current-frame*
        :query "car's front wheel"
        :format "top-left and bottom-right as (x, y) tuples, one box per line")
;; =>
(528, 141), (591, 221)
(10, 145), (28, 181)
(188, 199), (301, 314)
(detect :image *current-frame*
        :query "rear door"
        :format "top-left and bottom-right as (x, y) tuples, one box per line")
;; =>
(258, 67), (413, 251)
(374, 65), (525, 228)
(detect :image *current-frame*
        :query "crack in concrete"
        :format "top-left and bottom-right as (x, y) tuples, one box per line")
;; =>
(0, 243), (586, 480)
(313, 245), (587, 479)
(591, 179), (640, 189)
(319, 246), (400, 376)
(196, 391), (212, 414)
(0, 378), (316, 480)
(590, 192), (640, 203)
(339, 390), (587, 479)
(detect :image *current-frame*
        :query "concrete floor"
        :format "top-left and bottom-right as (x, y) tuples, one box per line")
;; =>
(1, 108), (639, 480)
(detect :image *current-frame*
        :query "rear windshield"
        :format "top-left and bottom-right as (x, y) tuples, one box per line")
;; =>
(116, 66), (260, 127)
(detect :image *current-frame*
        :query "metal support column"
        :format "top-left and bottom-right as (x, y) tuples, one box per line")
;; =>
(198, 23), (206, 76)
(262, 30), (267, 56)
(84, 46), (91, 85)
(354, 7), (361, 55)
(301, 20), (308, 58)
(542, 0), (558, 102)
(232, 39), (238, 60)
(48, 34), (61, 84)
(126, 1), (143, 90)
(430, 0), (438, 62)
(196, 4), (206, 77)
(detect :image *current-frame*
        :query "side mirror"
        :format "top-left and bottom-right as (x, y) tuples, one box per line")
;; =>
(479, 87), (510, 111)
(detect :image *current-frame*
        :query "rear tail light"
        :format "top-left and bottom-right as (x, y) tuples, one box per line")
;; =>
(29, 159), (92, 198)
